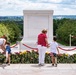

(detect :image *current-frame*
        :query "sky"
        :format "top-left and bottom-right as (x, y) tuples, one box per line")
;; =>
(0, 0), (76, 16)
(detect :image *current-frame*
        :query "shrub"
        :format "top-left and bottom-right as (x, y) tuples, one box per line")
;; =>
(0, 51), (76, 63)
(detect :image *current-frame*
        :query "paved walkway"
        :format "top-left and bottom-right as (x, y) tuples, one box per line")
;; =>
(0, 64), (76, 75)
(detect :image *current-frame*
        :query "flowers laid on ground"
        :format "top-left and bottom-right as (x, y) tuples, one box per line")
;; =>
(0, 50), (76, 63)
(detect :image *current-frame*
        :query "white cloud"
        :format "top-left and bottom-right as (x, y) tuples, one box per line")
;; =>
(0, 0), (76, 16)
(47, 0), (62, 3)
(30, 0), (62, 3)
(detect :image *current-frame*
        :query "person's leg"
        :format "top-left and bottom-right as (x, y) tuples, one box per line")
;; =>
(51, 53), (55, 66)
(55, 57), (57, 67)
(51, 57), (54, 66)
(53, 53), (57, 67)
(0, 45), (1, 49)
(37, 45), (42, 65)
(5, 51), (8, 63)
(41, 46), (46, 65)
(8, 54), (10, 65)
(54, 54), (57, 67)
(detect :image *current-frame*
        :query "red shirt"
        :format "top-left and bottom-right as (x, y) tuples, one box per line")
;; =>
(37, 33), (47, 47)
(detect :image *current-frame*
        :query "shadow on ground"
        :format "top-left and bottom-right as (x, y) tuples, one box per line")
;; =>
(0, 64), (8, 69)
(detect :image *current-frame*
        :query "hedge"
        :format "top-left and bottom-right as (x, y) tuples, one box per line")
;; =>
(0, 50), (76, 64)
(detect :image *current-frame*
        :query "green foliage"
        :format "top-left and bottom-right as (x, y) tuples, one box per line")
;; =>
(53, 18), (66, 35)
(14, 20), (23, 35)
(0, 53), (5, 63)
(56, 19), (76, 46)
(0, 24), (9, 37)
(0, 51), (76, 64)
(0, 20), (21, 42)
(45, 53), (51, 63)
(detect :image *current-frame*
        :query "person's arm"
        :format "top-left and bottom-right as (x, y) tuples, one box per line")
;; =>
(2, 39), (6, 51)
(3, 39), (6, 46)
(45, 38), (49, 48)
(57, 47), (59, 54)
(45, 38), (48, 44)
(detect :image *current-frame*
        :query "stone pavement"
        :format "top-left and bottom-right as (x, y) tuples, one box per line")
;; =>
(0, 64), (76, 75)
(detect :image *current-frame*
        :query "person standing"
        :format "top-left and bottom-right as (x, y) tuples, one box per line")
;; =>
(37, 29), (49, 66)
(50, 36), (59, 67)
(0, 35), (7, 51)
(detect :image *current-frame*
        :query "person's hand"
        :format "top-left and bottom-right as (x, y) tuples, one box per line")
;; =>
(58, 53), (63, 56)
(46, 44), (50, 48)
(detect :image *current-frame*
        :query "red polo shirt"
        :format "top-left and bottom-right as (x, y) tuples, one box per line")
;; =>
(37, 33), (47, 47)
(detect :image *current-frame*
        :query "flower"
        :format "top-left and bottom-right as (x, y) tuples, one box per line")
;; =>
(20, 51), (27, 55)
(46, 51), (50, 54)
(65, 53), (69, 56)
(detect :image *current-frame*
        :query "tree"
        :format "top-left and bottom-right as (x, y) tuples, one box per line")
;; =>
(53, 19), (61, 35)
(56, 19), (76, 46)
(0, 24), (9, 38)
(0, 21), (21, 42)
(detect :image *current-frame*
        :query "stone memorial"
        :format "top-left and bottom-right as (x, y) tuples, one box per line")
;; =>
(21, 10), (54, 50)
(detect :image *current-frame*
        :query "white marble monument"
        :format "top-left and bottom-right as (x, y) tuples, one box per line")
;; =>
(21, 10), (54, 50)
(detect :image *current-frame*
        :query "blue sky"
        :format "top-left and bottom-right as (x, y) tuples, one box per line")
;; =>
(0, 0), (76, 16)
